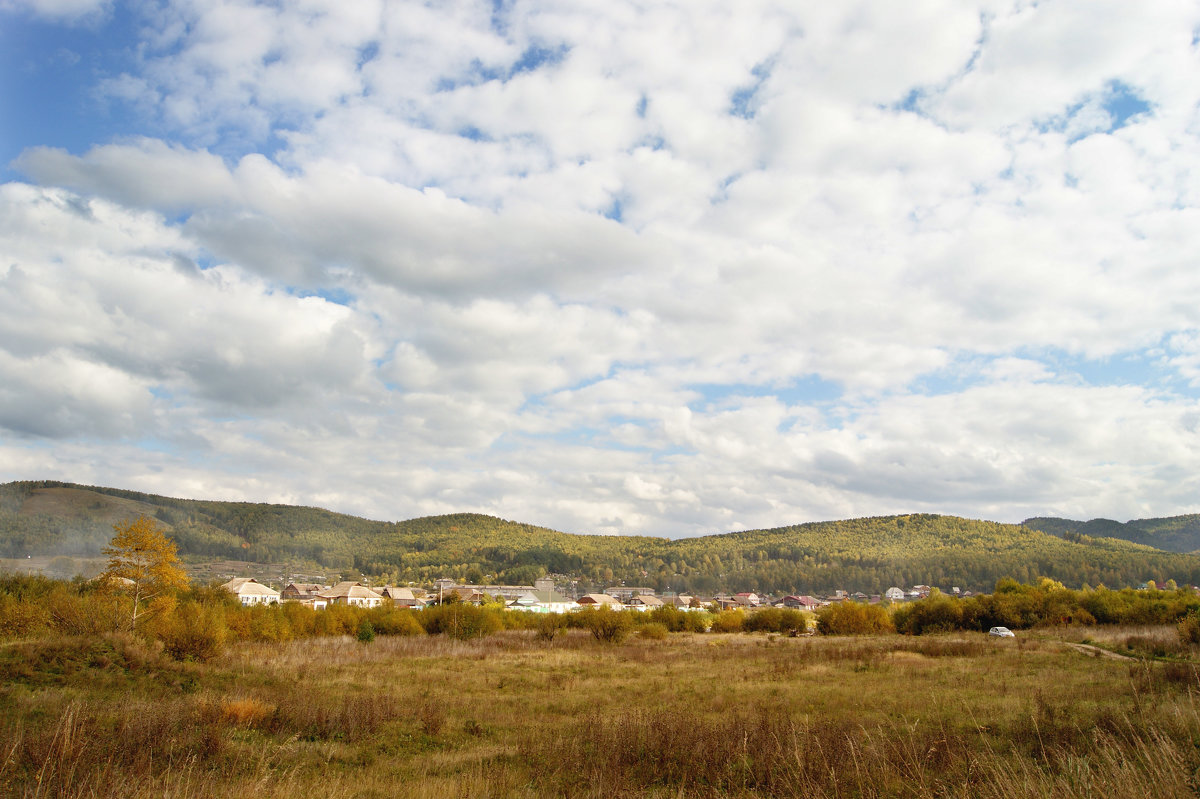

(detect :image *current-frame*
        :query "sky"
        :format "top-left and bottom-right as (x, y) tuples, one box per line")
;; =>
(2, 0), (1200, 538)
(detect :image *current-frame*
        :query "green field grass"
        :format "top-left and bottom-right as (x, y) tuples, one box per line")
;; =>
(2, 626), (1198, 798)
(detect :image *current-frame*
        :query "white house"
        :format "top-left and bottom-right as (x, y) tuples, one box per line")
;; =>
(884, 587), (906, 602)
(320, 582), (385, 608)
(507, 588), (578, 614)
(220, 578), (280, 606)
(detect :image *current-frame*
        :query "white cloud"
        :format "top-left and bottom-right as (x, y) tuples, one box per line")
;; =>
(4, 0), (1200, 536)
(0, 0), (108, 22)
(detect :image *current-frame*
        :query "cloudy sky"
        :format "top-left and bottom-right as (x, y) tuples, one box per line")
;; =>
(2, 0), (1199, 537)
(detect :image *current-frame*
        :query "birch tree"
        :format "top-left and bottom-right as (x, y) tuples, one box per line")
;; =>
(100, 516), (188, 631)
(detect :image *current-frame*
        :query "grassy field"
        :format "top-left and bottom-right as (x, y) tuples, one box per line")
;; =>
(2, 626), (1198, 798)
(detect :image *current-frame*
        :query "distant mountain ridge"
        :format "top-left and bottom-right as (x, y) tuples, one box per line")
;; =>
(4, 480), (1200, 593)
(1023, 515), (1200, 555)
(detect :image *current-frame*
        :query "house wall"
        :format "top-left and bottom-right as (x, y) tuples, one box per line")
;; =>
(238, 593), (279, 606)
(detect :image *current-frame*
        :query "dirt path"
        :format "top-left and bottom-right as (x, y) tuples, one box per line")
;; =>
(1060, 641), (1134, 660)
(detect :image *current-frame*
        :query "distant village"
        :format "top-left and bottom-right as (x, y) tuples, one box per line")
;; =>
(218, 574), (970, 612)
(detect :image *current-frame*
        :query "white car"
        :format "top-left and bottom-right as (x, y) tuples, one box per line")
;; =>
(988, 626), (1015, 638)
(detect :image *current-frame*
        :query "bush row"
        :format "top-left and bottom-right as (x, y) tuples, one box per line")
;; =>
(7, 574), (1200, 660)
(890, 579), (1200, 635)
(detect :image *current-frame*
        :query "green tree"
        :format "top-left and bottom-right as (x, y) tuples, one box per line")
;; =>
(100, 516), (189, 631)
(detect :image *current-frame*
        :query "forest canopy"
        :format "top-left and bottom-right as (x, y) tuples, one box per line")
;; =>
(4, 481), (1200, 594)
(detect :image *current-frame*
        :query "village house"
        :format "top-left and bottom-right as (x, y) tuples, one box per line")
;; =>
(280, 582), (328, 609)
(604, 586), (655, 602)
(626, 595), (664, 611)
(577, 593), (623, 609)
(448, 587), (488, 604)
(378, 585), (424, 608)
(219, 577), (281, 606)
(320, 582), (384, 608)
(734, 592), (761, 607)
(281, 582), (325, 601)
(884, 587), (906, 602)
(430, 578), (556, 604)
(507, 587), (577, 614)
(779, 595), (822, 610)
(452, 584), (531, 601)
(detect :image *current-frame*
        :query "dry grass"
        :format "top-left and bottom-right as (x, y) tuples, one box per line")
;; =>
(2, 627), (1198, 797)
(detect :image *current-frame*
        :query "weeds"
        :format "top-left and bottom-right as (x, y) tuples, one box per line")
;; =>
(2, 628), (1199, 798)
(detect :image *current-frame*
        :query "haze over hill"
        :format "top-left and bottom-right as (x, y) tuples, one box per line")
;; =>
(4, 481), (1199, 595)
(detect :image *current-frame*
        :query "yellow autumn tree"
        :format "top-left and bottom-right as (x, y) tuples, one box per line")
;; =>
(100, 516), (189, 631)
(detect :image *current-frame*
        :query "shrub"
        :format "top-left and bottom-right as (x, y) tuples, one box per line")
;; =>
(639, 622), (668, 640)
(745, 607), (810, 635)
(247, 604), (288, 642)
(46, 588), (122, 636)
(709, 609), (746, 633)
(357, 619), (376, 643)
(159, 601), (227, 662)
(0, 594), (51, 638)
(577, 607), (633, 643)
(313, 603), (363, 637)
(418, 697), (447, 736)
(420, 603), (504, 639)
(533, 613), (567, 642)
(278, 600), (320, 637)
(893, 592), (962, 635)
(648, 605), (687, 631)
(817, 602), (894, 635)
(368, 607), (425, 636)
(1178, 610), (1200, 645)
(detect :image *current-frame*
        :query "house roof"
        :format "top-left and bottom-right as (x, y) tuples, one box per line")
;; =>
(220, 578), (280, 597)
(532, 588), (573, 604)
(578, 593), (621, 605)
(380, 586), (416, 601)
(512, 589), (575, 606)
(630, 595), (664, 606)
(320, 581), (383, 600)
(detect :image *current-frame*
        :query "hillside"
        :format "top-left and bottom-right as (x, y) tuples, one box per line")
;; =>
(1023, 515), (1200, 555)
(4, 480), (1200, 593)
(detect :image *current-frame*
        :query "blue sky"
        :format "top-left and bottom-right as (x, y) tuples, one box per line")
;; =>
(2, 0), (1200, 537)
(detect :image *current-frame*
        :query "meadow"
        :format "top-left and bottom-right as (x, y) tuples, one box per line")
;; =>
(3, 623), (1199, 798)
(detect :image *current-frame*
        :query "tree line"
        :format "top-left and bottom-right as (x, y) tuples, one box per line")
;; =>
(6, 482), (1200, 594)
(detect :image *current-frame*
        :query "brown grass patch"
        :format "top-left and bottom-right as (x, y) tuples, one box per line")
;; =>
(219, 697), (275, 727)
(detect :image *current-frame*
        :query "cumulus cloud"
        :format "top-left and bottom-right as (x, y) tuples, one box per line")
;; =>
(3, 0), (1200, 535)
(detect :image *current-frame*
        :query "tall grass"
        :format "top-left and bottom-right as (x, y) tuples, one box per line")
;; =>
(3, 628), (1199, 798)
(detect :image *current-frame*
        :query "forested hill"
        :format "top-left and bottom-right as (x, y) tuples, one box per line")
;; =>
(1024, 515), (1200, 555)
(3, 480), (1200, 594)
